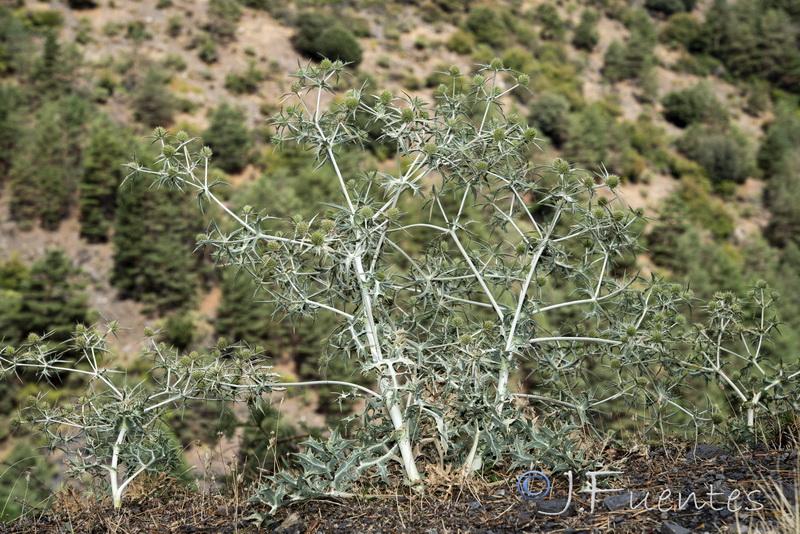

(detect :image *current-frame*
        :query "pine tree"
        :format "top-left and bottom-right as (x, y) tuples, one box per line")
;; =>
(80, 115), (129, 243)
(0, 84), (21, 183)
(112, 152), (205, 314)
(131, 66), (177, 128)
(0, 254), (29, 348)
(12, 250), (90, 345)
(7, 134), (41, 230)
(31, 31), (61, 93)
(203, 102), (252, 174)
(8, 96), (90, 231)
(764, 152), (800, 249)
(602, 40), (627, 82)
(35, 98), (88, 230)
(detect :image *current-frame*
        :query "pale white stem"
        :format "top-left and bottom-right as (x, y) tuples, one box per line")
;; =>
(450, 231), (505, 324)
(513, 393), (579, 410)
(352, 253), (420, 483)
(326, 147), (355, 213)
(302, 299), (353, 320)
(478, 74), (497, 134)
(275, 380), (382, 399)
(530, 285), (628, 317)
(115, 456), (156, 506)
(528, 336), (622, 346)
(108, 426), (127, 508)
(499, 207), (562, 401)
(591, 386), (635, 407)
(462, 423), (481, 473)
(14, 363), (122, 398)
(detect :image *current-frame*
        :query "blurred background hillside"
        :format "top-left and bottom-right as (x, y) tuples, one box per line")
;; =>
(1, 0), (799, 520)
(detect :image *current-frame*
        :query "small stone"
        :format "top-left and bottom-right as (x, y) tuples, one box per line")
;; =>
(276, 513), (302, 533)
(603, 492), (645, 511)
(536, 498), (576, 516)
(469, 501), (481, 510)
(517, 511), (535, 522)
(712, 481), (733, 498)
(489, 489), (506, 500)
(661, 522), (692, 534)
(780, 482), (797, 505)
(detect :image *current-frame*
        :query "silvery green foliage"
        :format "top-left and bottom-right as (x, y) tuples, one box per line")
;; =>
(687, 284), (800, 439)
(125, 60), (796, 509)
(0, 323), (278, 508)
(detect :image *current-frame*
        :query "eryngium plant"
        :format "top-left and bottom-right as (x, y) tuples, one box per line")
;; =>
(687, 284), (800, 438)
(125, 60), (784, 509)
(0, 323), (278, 508)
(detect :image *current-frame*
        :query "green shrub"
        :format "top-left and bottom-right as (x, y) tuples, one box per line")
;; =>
(573, 9), (600, 51)
(0, 442), (55, 521)
(603, 9), (657, 82)
(677, 125), (753, 188)
(161, 53), (187, 72)
(343, 15), (371, 38)
(22, 9), (64, 29)
(103, 21), (122, 36)
(602, 40), (627, 82)
(191, 32), (218, 64)
(535, 4), (565, 41)
(564, 102), (628, 174)
(204, 0), (241, 43)
(659, 12), (702, 48)
(464, 5), (507, 48)
(161, 313), (196, 351)
(670, 52), (722, 76)
(757, 103), (800, 178)
(224, 61), (264, 94)
(501, 47), (535, 72)
(75, 16), (93, 44)
(764, 152), (800, 248)
(291, 11), (363, 66)
(624, 114), (670, 169)
(126, 20), (151, 43)
(528, 93), (570, 147)
(645, 0), (695, 15)
(661, 82), (727, 127)
(0, 250), (89, 347)
(314, 26), (363, 65)
(447, 29), (474, 54)
(167, 15), (182, 37)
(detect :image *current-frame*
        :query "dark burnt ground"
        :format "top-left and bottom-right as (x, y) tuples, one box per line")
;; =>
(7, 444), (798, 534)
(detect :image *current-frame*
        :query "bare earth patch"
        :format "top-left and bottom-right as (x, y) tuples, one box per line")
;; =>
(6, 443), (798, 534)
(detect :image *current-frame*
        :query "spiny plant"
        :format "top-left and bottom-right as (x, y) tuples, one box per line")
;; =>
(0, 324), (278, 508)
(14, 60), (790, 514)
(123, 59), (710, 509)
(687, 284), (800, 440)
